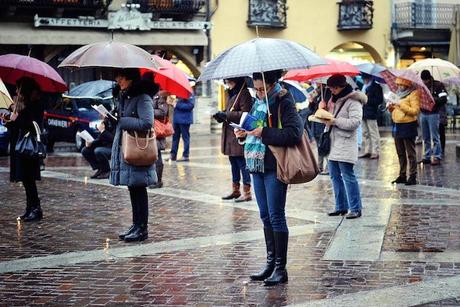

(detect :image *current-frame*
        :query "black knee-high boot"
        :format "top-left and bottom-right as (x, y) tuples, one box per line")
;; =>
(22, 179), (42, 222)
(250, 228), (275, 281)
(124, 187), (148, 242)
(264, 231), (288, 286)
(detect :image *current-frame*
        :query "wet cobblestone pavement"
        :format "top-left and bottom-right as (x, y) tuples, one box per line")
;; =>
(0, 132), (460, 306)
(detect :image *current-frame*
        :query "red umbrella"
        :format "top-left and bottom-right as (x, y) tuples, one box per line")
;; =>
(284, 58), (359, 82)
(381, 69), (435, 111)
(0, 54), (67, 93)
(141, 55), (193, 99)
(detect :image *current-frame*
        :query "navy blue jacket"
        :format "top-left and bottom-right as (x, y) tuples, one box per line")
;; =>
(173, 96), (195, 125)
(363, 81), (384, 120)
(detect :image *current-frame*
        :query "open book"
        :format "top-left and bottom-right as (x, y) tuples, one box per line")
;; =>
(229, 112), (258, 131)
(76, 130), (94, 143)
(92, 104), (117, 120)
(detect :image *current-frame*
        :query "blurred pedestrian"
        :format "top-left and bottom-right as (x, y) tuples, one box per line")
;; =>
(388, 77), (420, 186)
(111, 68), (156, 242)
(419, 70), (448, 165)
(359, 73), (384, 159)
(234, 70), (303, 286)
(0, 77), (44, 221)
(213, 77), (253, 202)
(81, 118), (114, 179)
(170, 93), (195, 162)
(325, 74), (365, 219)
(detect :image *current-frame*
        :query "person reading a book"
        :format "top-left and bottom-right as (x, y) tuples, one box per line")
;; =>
(213, 77), (253, 202)
(234, 70), (303, 286)
(81, 118), (114, 179)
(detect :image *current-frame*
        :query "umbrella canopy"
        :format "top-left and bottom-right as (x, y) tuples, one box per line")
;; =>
(381, 69), (435, 111)
(448, 5), (460, 66)
(63, 80), (116, 100)
(58, 41), (160, 70)
(280, 80), (307, 102)
(141, 55), (193, 99)
(355, 63), (386, 83)
(198, 38), (326, 81)
(0, 54), (67, 93)
(0, 78), (14, 110)
(442, 75), (460, 95)
(408, 58), (460, 81)
(284, 58), (359, 82)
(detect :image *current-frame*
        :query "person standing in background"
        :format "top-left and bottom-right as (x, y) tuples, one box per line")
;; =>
(170, 93), (195, 162)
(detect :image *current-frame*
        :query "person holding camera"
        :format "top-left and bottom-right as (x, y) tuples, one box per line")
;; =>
(213, 77), (253, 202)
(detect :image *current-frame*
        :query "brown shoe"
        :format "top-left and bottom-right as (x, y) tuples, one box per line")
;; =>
(222, 183), (241, 200)
(431, 158), (441, 165)
(234, 184), (252, 202)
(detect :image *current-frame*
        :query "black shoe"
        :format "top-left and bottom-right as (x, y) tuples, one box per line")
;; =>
(90, 170), (102, 179)
(327, 210), (347, 216)
(124, 225), (148, 242)
(418, 159), (431, 164)
(250, 228), (275, 281)
(95, 171), (109, 179)
(176, 157), (189, 162)
(118, 224), (136, 240)
(345, 211), (362, 219)
(18, 201), (32, 220)
(22, 207), (43, 222)
(405, 175), (417, 186)
(149, 181), (163, 189)
(391, 176), (407, 184)
(263, 232), (288, 286)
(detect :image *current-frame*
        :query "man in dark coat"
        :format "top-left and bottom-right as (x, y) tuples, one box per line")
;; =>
(170, 94), (195, 161)
(420, 70), (448, 165)
(359, 73), (383, 159)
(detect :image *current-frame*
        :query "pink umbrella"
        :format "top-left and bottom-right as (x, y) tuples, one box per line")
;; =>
(381, 69), (435, 112)
(284, 58), (359, 82)
(140, 55), (193, 99)
(0, 54), (67, 93)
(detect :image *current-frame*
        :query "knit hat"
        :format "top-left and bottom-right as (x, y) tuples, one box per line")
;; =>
(327, 74), (347, 88)
(395, 77), (412, 87)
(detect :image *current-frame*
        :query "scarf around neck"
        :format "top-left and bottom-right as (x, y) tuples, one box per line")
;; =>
(331, 84), (353, 103)
(397, 86), (416, 99)
(244, 83), (282, 173)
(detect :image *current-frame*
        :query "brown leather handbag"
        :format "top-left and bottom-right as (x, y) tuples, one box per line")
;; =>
(122, 128), (158, 166)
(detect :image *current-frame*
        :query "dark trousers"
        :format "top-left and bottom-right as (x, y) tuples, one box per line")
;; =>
(439, 123), (446, 155)
(229, 156), (251, 185)
(171, 123), (191, 158)
(23, 177), (39, 206)
(394, 137), (416, 177)
(81, 146), (111, 172)
(128, 186), (148, 226)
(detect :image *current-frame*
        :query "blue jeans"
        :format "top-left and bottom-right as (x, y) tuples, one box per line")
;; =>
(81, 146), (111, 172)
(328, 160), (362, 213)
(229, 156), (251, 185)
(420, 113), (442, 160)
(252, 171), (288, 232)
(170, 123), (190, 159)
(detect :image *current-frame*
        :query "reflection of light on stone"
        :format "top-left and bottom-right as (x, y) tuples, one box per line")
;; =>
(314, 216), (318, 224)
(103, 238), (110, 251)
(16, 218), (22, 239)
(84, 176), (88, 184)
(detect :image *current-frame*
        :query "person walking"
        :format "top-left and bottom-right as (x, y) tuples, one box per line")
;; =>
(419, 70), (447, 165)
(388, 77), (420, 186)
(0, 77), (44, 221)
(324, 74), (366, 219)
(213, 77), (253, 202)
(359, 73), (384, 159)
(81, 118), (114, 179)
(169, 94), (195, 162)
(234, 70), (303, 286)
(110, 68), (157, 242)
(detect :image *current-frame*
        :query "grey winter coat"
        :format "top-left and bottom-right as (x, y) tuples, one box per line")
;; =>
(110, 91), (157, 187)
(328, 91), (367, 165)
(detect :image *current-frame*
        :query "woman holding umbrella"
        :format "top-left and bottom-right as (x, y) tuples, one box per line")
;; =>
(234, 70), (303, 286)
(111, 68), (157, 242)
(0, 77), (44, 221)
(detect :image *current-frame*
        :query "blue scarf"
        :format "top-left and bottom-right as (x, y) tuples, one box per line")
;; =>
(244, 83), (282, 173)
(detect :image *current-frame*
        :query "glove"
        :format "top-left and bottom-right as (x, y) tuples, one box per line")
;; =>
(213, 111), (227, 123)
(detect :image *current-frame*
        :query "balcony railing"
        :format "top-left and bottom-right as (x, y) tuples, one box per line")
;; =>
(393, 2), (454, 30)
(132, 0), (205, 20)
(0, 0), (107, 8)
(247, 0), (287, 29)
(337, 0), (373, 31)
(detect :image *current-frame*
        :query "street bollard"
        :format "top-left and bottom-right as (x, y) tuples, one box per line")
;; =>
(210, 115), (221, 134)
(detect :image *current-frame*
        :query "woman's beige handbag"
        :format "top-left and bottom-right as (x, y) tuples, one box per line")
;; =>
(122, 128), (158, 166)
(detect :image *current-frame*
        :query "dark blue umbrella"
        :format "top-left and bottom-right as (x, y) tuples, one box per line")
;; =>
(280, 80), (307, 102)
(63, 80), (115, 100)
(355, 63), (386, 83)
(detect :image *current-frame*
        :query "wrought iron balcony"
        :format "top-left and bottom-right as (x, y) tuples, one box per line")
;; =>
(0, 0), (108, 8)
(337, 0), (373, 31)
(132, 0), (206, 20)
(247, 0), (287, 29)
(393, 2), (454, 30)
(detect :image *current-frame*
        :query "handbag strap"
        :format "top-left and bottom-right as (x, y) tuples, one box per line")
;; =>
(326, 98), (347, 132)
(32, 121), (42, 142)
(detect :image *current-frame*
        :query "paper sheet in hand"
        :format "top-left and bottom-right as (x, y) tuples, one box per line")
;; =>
(229, 112), (258, 131)
(76, 130), (94, 142)
(92, 104), (116, 120)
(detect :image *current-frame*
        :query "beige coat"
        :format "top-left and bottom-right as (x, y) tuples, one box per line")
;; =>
(328, 91), (367, 165)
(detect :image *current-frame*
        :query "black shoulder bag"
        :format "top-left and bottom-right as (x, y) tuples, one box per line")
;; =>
(15, 121), (47, 159)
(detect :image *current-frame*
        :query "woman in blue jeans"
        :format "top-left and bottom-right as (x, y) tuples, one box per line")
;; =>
(322, 74), (366, 219)
(234, 70), (303, 286)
